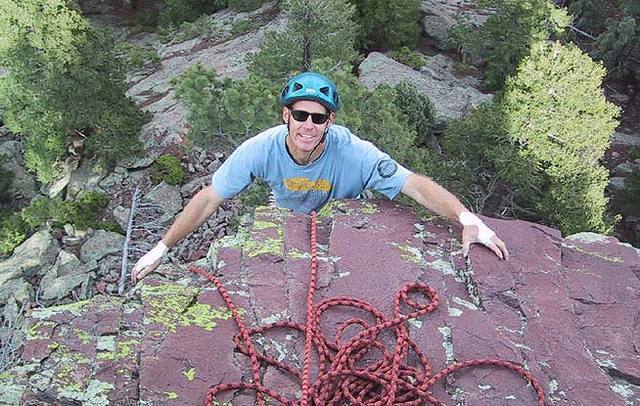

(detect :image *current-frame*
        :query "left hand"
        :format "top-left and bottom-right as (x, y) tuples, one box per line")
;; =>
(459, 212), (509, 260)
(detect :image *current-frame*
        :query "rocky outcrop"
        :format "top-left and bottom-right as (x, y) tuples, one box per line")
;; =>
(420, 0), (490, 49)
(125, 2), (285, 152)
(358, 52), (491, 129)
(2, 200), (639, 404)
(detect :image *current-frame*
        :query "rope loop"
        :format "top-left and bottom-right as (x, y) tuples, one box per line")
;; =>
(189, 211), (545, 405)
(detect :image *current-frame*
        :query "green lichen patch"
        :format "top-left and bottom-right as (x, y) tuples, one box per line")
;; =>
(561, 242), (623, 263)
(183, 367), (197, 381)
(27, 320), (57, 341)
(142, 282), (240, 333)
(360, 201), (380, 214)
(391, 241), (426, 265)
(31, 300), (91, 319)
(96, 338), (140, 361)
(318, 200), (351, 217)
(165, 391), (178, 399)
(74, 328), (92, 345)
(253, 220), (278, 230)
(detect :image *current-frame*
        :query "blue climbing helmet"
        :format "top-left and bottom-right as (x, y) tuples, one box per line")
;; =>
(280, 72), (340, 112)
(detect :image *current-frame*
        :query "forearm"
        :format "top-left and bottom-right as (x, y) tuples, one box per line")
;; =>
(161, 186), (223, 248)
(401, 174), (468, 221)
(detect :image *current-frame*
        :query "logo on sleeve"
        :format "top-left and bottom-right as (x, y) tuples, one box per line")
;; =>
(377, 159), (398, 178)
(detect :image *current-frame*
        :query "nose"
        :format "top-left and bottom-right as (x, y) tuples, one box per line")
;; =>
(302, 115), (315, 128)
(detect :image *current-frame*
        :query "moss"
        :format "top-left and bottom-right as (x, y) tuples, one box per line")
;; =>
(183, 368), (197, 381)
(151, 155), (187, 186)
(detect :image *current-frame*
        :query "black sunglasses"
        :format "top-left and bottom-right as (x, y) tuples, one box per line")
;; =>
(290, 109), (330, 124)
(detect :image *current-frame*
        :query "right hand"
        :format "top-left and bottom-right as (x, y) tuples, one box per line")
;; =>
(131, 241), (168, 284)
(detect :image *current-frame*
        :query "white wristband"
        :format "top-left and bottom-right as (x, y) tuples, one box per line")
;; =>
(458, 212), (495, 246)
(155, 241), (169, 255)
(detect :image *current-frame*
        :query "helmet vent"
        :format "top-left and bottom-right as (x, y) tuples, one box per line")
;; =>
(293, 82), (303, 91)
(319, 86), (330, 96)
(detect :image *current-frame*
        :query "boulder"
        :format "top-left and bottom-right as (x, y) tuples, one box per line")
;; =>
(80, 230), (125, 266)
(3, 200), (639, 404)
(0, 230), (60, 289)
(358, 52), (492, 129)
(420, 0), (491, 49)
(67, 160), (108, 200)
(145, 182), (183, 226)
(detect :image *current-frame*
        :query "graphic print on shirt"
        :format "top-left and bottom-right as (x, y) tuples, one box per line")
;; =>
(283, 177), (332, 211)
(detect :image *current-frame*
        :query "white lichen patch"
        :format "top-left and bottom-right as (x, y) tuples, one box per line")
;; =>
(448, 307), (463, 317)
(548, 378), (559, 395)
(96, 336), (116, 352)
(566, 233), (609, 244)
(31, 300), (90, 319)
(260, 312), (287, 325)
(596, 358), (617, 369)
(427, 259), (455, 275)
(504, 395), (517, 400)
(408, 319), (422, 329)
(610, 381), (635, 404)
(452, 296), (478, 310)
(438, 326), (455, 364)
(336, 271), (350, 278)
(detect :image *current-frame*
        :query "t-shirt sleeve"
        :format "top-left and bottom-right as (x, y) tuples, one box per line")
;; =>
(360, 142), (413, 200)
(211, 138), (263, 199)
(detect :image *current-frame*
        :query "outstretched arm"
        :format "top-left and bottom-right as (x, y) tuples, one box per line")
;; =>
(131, 185), (225, 283)
(400, 174), (509, 260)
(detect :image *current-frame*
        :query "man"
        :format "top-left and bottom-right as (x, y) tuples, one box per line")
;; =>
(132, 72), (508, 283)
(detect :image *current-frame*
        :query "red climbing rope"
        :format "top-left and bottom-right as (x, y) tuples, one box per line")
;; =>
(189, 211), (545, 405)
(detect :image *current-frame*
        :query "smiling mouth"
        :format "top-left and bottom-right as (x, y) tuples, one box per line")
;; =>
(298, 133), (315, 139)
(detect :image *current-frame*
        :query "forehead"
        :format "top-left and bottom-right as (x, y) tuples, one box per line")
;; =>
(290, 100), (327, 114)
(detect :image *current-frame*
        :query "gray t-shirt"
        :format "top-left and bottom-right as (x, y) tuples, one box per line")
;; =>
(211, 124), (412, 214)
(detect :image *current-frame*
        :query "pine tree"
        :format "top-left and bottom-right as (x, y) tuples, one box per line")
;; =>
(0, 0), (148, 183)
(249, 0), (359, 80)
(349, 0), (421, 50)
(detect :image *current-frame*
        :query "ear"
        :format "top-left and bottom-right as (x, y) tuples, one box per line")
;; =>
(326, 112), (336, 128)
(282, 106), (290, 124)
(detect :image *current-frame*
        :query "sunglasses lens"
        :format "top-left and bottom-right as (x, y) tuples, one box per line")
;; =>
(291, 110), (329, 124)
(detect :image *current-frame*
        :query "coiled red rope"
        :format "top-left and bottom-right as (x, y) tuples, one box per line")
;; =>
(189, 211), (545, 405)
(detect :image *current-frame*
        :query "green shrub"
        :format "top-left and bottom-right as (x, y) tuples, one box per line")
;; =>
(448, 0), (571, 90)
(0, 191), (116, 256)
(568, 0), (611, 32)
(388, 47), (426, 70)
(116, 42), (162, 71)
(174, 64), (281, 146)
(393, 81), (435, 141)
(0, 0), (148, 183)
(349, 0), (421, 50)
(228, 0), (264, 12)
(248, 0), (359, 80)
(151, 155), (187, 185)
(159, 0), (226, 29)
(239, 179), (271, 212)
(170, 14), (216, 42)
(0, 163), (14, 205)
(443, 41), (620, 234)
(618, 168), (640, 217)
(596, 15), (640, 79)
(231, 19), (253, 35)
(0, 212), (30, 256)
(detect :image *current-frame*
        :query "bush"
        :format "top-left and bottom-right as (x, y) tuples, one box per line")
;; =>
(388, 47), (426, 70)
(228, 0), (264, 12)
(151, 155), (187, 186)
(0, 163), (14, 206)
(0, 0), (148, 183)
(116, 42), (162, 72)
(349, 0), (421, 50)
(393, 81), (435, 141)
(448, 0), (571, 90)
(248, 0), (359, 80)
(174, 64), (281, 146)
(618, 168), (640, 218)
(443, 41), (620, 234)
(159, 0), (226, 29)
(0, 191), (115, 256)
(596, 15), (640, 79)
